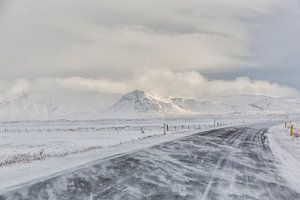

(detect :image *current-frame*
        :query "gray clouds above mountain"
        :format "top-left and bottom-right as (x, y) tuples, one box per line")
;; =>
(1, 68), (298, 98)
(0, 0), (299, 96)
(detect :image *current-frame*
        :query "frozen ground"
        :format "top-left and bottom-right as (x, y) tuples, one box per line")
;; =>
(0, 125), (162, 167)
(0, 118), (241, 192)
(0, 118), (228, 168)
(1, 125), (298, 200)
(0, 116), (262, 168)
(0, 117), (289, 199)
(268, 122), (300, 193)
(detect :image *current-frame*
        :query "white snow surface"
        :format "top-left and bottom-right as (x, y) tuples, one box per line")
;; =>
(0, 91), (121, 121)
(0, 118), (239, 192)
(172, 94), (300, 115)
(106, 90), (189, 117)
(107, 91), (300, 117)
(0, 90), (299, 120)
(268, 122), (300, 193)
(0, 115), (288, 193)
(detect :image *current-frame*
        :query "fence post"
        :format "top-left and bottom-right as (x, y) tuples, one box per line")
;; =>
(290, 125), (294, 137)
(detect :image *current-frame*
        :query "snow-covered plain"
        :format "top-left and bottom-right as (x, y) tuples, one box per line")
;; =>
(0, 115), (279, 168)
(268, 122), (300, 193)
(0, 114), (289, 168)
(0, 117), (244, 192)
(0, 127), (160, 167)
(3, 125), (300, 200)
(0, 117), (242, 166)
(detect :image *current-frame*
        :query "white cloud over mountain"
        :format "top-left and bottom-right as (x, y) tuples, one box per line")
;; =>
(2, 68), (298, 98)
(0, 0), (299, 96)
(0, 0), (293, 79)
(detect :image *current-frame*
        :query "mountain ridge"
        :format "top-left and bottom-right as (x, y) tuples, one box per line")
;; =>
(0, 90), (299, 120)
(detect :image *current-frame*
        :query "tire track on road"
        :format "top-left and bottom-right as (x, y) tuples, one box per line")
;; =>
(1, 127), (299, 200)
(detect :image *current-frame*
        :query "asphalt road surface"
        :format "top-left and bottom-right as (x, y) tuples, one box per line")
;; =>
(1, 127), (299, 200)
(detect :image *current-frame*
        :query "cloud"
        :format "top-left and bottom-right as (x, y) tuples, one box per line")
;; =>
(0, 0), (288, 80)
(0, 0), (299, 96)
(59, 77), (129, 94)
(128, 68), (299, 97)
(3, 68), (298, 98)
(8, 79), (31, 95)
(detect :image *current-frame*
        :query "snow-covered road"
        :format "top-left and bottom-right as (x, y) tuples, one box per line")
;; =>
(1, 127), (299, 200)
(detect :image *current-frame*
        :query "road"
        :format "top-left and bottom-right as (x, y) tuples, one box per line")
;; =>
(1, 127), (299, 200)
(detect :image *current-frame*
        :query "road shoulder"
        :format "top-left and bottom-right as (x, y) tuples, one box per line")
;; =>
(268, 123), (300, 193)
(0, 126), (226, 193)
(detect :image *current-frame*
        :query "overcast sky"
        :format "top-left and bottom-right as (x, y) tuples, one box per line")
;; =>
(0, 0), (299, 97)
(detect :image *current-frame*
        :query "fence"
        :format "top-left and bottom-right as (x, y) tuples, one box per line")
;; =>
(0, 121), (234, 135)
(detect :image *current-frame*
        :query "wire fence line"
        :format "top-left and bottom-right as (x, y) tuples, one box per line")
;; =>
(0, 121), (234, 134)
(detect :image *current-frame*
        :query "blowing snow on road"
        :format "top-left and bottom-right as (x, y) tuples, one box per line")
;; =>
(1, 0), (300, 199)
(1, 126), (298, 200)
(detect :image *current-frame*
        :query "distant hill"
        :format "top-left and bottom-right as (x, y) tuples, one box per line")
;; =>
(0, 90), (299, 120)
(105, 90), (188, 117)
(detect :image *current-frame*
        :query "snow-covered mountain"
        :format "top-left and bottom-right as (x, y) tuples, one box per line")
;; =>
(172, 95), (300, 115)
(105, 90), (300, 117)
(0, 92), (60, 120)
(105, 90), (188, 117)
(0, 90), (299, 120)
(0, 91), (121, 121)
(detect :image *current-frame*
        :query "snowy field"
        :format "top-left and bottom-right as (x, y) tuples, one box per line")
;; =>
(0, 118), (228, 166)
(268, 122), (300, 193)
(2, 126), (300, 200)
(0, 116), (259, 168)
(0, 123), (162, 167)
(0, 117), (240, 192)
(0, 115), (288, 193)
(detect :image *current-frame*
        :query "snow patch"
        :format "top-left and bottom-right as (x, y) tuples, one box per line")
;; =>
(268, 123), (300, 192)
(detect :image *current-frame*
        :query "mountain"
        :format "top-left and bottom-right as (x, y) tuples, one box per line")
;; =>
(0, 92), (60, 120)
(171, 98), (234, 114)
(105, 90), (188, 117)
(0, 91), (121, 121)
(0, 90), (299, 120)
(105, 91), (300, 117)
(171, 95), (300, 115)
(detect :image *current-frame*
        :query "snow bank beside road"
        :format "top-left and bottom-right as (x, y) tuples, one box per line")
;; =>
(0, 119), (239, 168)
(0, 118), (268, 192)
(0, 124), (231, 193)
(268, 123), (300, 192)
(0, 130), (160, 167)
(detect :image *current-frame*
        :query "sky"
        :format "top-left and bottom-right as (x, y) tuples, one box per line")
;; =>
(0, 0), (299, 97)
